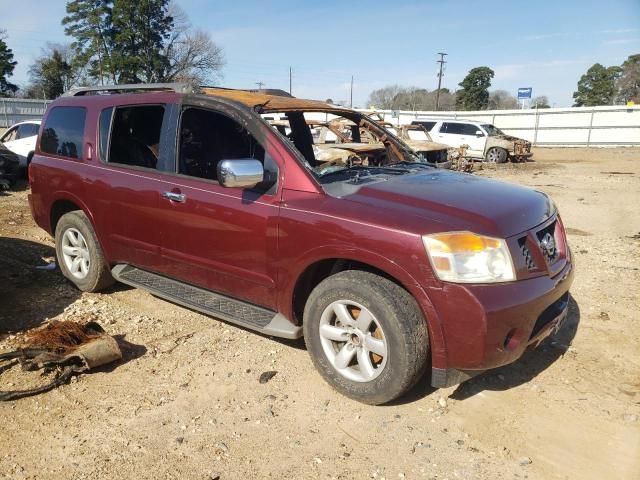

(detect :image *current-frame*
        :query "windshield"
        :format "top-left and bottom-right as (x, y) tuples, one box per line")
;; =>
(481, 124), (504, 136)
(265, 110), (425, 181)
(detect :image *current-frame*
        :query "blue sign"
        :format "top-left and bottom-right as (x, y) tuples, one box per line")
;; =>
(518, 87), (533, 99)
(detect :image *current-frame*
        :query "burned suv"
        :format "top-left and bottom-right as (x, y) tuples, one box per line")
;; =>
(29, 84), (573, 404)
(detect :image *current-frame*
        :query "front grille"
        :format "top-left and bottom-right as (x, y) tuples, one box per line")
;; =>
(518, 237), (536, 271)
(536, 221), (559, 263)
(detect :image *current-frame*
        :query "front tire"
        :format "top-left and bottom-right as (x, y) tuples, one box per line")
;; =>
(303, 270), (430, 405)
(485, 147), (508, 164)
(55, 211), (114, 292)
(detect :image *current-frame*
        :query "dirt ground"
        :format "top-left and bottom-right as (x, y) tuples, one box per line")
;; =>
(1, 148), (639, 480)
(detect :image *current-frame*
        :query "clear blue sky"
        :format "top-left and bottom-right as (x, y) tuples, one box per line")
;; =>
(2, 0), (639, 106)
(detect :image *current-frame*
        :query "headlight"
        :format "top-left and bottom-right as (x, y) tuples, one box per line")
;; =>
(423, 232), (515, 283)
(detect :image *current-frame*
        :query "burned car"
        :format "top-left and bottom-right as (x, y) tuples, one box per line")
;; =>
(329, 115), (454, 168)
(0, 142), (20, 190)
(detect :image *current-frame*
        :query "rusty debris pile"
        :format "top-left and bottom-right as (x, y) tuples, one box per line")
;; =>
(0, 320), (122, 401)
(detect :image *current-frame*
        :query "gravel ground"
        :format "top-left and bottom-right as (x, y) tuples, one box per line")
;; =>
(0, 147), (639, 480)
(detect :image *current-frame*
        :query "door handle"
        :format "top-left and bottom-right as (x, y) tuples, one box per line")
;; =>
(161, 191), (186, 203)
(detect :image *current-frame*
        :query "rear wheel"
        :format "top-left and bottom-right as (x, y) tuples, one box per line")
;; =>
(55, 211), (114, 292)
(485, 147), (508, 164)
(303, 270), (430, 405)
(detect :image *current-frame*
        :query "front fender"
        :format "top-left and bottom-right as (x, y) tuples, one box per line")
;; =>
(278, 245), (449, 369)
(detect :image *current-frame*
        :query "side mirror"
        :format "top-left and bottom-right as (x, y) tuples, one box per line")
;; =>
(217, 159), (264, 188)
(475, 130), (485, 137)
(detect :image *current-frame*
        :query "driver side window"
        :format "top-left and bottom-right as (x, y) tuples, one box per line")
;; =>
(178, 108), (277, 193)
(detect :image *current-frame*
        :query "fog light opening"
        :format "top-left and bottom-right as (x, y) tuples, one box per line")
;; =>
(504, 329), (520, 351)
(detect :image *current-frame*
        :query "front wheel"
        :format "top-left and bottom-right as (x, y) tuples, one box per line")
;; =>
(303, 270), (430, 405)
(55, 211), (114, 292)
(485, 147), (508, 164)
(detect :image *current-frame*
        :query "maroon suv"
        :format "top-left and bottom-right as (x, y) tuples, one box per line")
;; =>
(28, 84), (574, 404)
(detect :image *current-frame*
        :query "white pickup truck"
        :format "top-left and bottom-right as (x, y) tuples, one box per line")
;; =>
(411, 118), (532, 163)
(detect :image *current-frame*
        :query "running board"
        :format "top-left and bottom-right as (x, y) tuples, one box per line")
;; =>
(111, 264), (302, 339)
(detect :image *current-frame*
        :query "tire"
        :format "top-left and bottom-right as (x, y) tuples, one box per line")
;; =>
(55, 211), (114, 292)
(303, 270), (430, 405)
(485, 147), (508, 164)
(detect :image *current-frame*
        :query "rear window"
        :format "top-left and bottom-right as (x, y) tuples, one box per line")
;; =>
(40, 107), (87, 159)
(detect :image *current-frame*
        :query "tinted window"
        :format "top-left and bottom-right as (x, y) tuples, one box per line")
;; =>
(16, 123), (39, 139)
(442, 122), (477, 135)
(108, 105), (165, 169)
(179, 108), (265, 180)
(99, 107), (113, 162)
(178, 107), (276, 193)
(412, 120), (436, 131)
(40, 107), (86, 159)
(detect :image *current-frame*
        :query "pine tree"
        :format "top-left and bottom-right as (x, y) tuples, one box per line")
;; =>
(572, 63), (622, 106)
(0, 30), (18, 94)
(456, 67), (494, 111)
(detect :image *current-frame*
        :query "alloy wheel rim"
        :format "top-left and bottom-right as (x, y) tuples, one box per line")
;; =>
(61, 228), (90, 280)
(318, 300), (388, 382)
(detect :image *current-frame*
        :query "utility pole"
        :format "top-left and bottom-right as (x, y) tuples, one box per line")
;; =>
(256, 81), (265, 90)
(350, 75), (354, 108)
(289, 67), (292, 95)
(435, 52), (448, 111)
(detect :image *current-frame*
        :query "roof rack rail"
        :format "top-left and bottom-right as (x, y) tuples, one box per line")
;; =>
(63, 83), (198, 97)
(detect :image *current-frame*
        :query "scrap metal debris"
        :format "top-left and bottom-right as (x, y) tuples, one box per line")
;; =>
(0, 320), (122, 401)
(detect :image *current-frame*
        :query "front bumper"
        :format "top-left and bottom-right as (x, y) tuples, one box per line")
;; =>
(429, 259), (574, 388)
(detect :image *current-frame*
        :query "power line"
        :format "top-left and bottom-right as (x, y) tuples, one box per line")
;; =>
(435, 52), (447, 111)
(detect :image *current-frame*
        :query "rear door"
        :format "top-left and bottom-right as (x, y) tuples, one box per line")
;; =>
(152, 104), (283, 310)
(92, 100), (179, 272)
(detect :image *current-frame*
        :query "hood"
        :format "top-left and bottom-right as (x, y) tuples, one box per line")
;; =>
(342, 170), (554, 238)
(491, 133), (529, 143)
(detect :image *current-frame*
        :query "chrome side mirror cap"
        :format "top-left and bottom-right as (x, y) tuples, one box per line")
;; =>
(217, 159), (264, 188)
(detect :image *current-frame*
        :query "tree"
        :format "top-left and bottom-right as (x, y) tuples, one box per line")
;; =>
(456, 67), (494, 110)
(27, 43), (82, 99)
(488, 89), (518, 110)
(159, 3), (224, 85)
(111, 0), (174, 83)
(573, 63), (622, 106)
(62, 0), (116, 84)
(532, 95), (550, 108)
(0, 30), (18, 95)
(367, 85), (404, 109)
(617, 54), (640, 104)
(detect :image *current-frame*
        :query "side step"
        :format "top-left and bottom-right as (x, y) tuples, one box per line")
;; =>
(111, 264), (302, 339)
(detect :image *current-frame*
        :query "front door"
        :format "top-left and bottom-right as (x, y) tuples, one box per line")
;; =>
(435, 122), (486, 157)
(155, 106), (282, 310)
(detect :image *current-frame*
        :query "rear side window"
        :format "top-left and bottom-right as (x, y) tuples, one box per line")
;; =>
(106, 105), (165, 170)
(40, 107), (86, 159)
(442, 122), (477, 135)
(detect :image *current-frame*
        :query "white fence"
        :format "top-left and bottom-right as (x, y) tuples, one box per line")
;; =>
(0, 98), (52, 128)
(358, 105), (640, 147)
